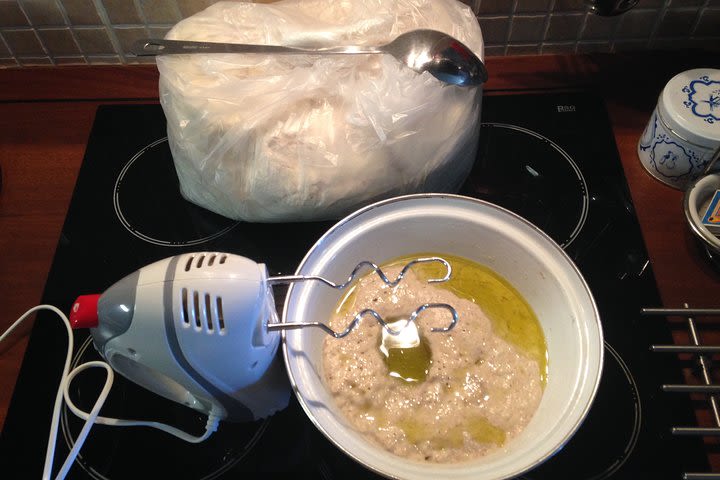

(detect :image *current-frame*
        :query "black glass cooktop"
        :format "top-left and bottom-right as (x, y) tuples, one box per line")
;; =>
(0, 92), (709, 479)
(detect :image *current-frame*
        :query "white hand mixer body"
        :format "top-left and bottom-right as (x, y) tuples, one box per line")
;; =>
(70, 252), (288, 422)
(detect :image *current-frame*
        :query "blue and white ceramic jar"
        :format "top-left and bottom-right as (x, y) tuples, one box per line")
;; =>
(638, 68), (720, 190)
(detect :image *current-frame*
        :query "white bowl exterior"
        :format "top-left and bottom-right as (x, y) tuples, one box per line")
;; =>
(282, 194), (603, 480)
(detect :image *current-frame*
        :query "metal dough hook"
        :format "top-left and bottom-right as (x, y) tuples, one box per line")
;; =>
(267, 256), (452, 289)
(266, 256), (459, 337)
(269, 303), (459, 339)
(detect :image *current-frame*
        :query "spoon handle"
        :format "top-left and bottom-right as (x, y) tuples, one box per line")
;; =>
(131, 38), (382, 56)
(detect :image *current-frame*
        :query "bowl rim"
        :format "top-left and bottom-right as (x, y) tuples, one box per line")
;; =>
(279, 192), (604, 479)
(684, 173), (720, 252)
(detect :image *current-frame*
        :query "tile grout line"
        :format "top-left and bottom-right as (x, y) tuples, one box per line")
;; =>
(170, 0), (184, 27)
(15, 0), (54, 66)
(646, 0), (669, 50)
(573, 10), (591, 55)
(0, 31), (19, 67)
(538, 0), (557, 55)
(130, 0), (150, 65)
(608, 5), (628, 53)
(503, 0), (520, 56)
(689, 0), (710, 37)
(133, 0), (147, 24)
(53, 0), (89, 65)
(90, 0), (126, 64)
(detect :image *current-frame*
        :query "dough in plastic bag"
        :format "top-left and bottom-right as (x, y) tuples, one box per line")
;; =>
(157, 0), (484, 222)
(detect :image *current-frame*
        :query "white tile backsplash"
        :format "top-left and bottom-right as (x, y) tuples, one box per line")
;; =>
(0, 0), (717, 68)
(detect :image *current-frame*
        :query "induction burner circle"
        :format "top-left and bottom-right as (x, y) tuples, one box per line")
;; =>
(60, 336), (270, 479)
(521, 341), (641, 479)
(462, 123), (589, 248)
(113, 138), (238, 247)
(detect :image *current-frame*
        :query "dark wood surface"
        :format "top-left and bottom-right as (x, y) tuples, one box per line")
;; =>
(2, 51), (720, 469)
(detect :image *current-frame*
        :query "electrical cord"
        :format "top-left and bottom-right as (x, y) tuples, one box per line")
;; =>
(0, 305), (221, 480)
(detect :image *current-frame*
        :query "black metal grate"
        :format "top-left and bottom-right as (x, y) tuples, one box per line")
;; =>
(643, 306), (720, 480)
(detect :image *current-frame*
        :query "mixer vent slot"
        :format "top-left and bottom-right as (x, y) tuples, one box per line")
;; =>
(184, 253), (227, 272)
(181, 288), (189, 325)
(193, 291), (201, 329)
(216, 297), (226, 332)
(204, 293), (213, 331)
(179, 288), (225, 334)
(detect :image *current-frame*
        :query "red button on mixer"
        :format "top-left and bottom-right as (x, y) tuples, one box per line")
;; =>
(69, 294), (101, 329)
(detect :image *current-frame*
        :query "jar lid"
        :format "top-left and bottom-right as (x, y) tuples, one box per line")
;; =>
(659, 68), (720, 147)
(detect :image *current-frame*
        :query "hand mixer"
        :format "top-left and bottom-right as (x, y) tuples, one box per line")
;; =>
(2, 251), (458, 479)
(68, 252), (459, 423)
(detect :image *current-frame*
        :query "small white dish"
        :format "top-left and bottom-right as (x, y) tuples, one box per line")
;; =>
(684, 172), (720, 258)
(280, 194), (604, 480)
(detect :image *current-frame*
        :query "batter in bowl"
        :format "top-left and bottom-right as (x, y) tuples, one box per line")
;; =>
(322, 254), (546, 463)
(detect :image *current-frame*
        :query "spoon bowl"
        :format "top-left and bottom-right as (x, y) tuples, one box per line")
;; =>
(132, 29), (487, 87)
(383, 29), (487, 87)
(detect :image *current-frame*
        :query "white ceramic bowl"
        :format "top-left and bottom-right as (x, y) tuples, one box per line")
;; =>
(684, 172), (720, 257)
(280, 194), (603, 480)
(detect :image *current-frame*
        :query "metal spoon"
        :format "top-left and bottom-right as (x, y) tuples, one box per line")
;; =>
(131, 29), (488, 87)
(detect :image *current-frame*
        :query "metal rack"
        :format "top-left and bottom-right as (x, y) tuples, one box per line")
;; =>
(643, 306), (720, 480)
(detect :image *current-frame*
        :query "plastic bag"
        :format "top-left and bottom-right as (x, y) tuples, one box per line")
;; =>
(157, 0), (484, 222)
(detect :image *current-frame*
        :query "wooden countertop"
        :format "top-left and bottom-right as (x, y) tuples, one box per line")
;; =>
(2, 51), (720, 470)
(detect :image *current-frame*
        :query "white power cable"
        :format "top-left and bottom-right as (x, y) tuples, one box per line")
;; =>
(0, 304), (71, 480)
(0, 305), (220, 480)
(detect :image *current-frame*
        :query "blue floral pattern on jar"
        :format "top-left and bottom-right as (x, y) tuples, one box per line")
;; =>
(682, 75), (720, 124)
(639, 111), (658, 151)
(648, 136), (699, 183)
